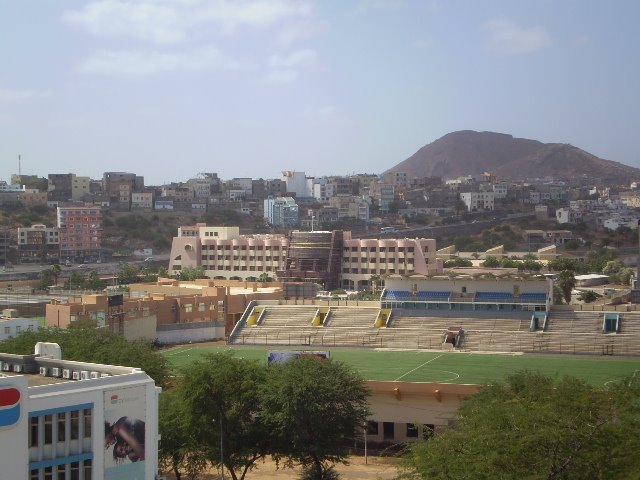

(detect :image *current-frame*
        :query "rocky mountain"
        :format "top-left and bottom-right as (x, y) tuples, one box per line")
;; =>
(387, 131), (640, 183)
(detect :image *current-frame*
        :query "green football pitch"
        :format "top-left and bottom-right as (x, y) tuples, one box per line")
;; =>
(161, 345), (640, 387)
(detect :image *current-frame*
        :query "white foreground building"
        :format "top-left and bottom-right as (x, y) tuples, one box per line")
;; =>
(0, 342), (159, 480)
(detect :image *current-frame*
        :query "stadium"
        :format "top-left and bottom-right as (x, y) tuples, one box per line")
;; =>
(162, 275), (640, 446)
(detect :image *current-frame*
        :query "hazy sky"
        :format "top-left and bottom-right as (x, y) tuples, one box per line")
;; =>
(1, 0), (638, 185)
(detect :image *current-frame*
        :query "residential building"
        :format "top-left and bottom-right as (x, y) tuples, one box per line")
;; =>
(603, 215), (640, 231)
(369, 182), (395, 212)
(0, 310), (39, 340)
(264, 196), (299, 227)
(619, 191), (640, 209)
(17, 224), (60, 263)
(328, 195), (370, 221)
(0, 229), (10, 266)
(281, 171), (311, 198)
(57, 206), (102, 262)
(71, 176), (91, 201)
(102, 172), (144, 210)
(460, 192), (495, 211)
(0, 342), (159, 480)
(18, 191), (48, 207)
(47, 174), (74, 202)
(331, 176), (359, 196)
(492, 184), (508, 199)
(383, 171), (411, 191)
(186, 174), (220, 199)
(556, 207), (582, 225)
(311, 177), (334, 202)
(131, 192), (154, 210)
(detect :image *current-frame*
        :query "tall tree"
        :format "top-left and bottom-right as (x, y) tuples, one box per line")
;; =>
(401, 371), (640, 480)
(261, 356), (370, 480)
(557, 270), (576, 304)
(179, 353), (269, 480)
(159, 389), (206, 480)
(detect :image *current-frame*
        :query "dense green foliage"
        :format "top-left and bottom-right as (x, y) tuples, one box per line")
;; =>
(557, 270), (576, 304)
(164, 353), (369, 480)
(179, 353), (269, 480)
(401, 371), (640, 480)
(0, 327), (169, 387)
(443, 258), (473, 268)
(158, 388), (207, 480)
(261, 356), (370, 480)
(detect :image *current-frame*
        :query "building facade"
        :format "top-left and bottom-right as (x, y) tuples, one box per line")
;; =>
(57, 206), (102, 262)
(0, 342), (159, 480)
(17, 224), (60, 263)
(264, 197), (299, 227)
(168, 224), (444, 290)
(460, 191), (495, 211)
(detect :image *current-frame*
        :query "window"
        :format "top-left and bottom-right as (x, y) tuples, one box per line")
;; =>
(58, 412), (66, 441)
(383, 422), (395, 440)
(44, 414), (53, 444)
(406, 423), (419, 438)
(4, 326), (9, 334)
(70, 462), (79, 480)
(367, 421), (379, 435)
(184, 304), (192, 313)
(70, 411), (79, 440)
(83, 409), (92, 438)
(30, 417), (39, 447)
(198, 303), (206, 312)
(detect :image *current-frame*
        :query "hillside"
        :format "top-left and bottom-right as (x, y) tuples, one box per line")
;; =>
(387, 130), (640, 182)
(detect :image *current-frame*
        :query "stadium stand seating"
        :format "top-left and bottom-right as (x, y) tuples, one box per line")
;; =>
(519, 293), (547, 303)
(229, 302), (640, 356)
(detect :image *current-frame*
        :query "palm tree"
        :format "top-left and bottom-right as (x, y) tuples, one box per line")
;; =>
(557, 270), (576, 304)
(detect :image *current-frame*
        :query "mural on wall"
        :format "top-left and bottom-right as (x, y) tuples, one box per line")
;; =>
(104, 385), (146, 480)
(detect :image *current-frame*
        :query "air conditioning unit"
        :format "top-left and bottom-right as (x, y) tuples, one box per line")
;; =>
(90, 371), (100, 379)
(52, 367), (61, 377)
(72, 371), (81, 380)
(39, 367), (49, 376)
(13, 364), (23, 373)
(80, 371), (90, 380)
(62, 369), (71, 379)
(2, 362), (10, 371)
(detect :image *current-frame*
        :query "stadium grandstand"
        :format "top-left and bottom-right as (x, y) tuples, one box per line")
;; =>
(229, 276), (640, 356)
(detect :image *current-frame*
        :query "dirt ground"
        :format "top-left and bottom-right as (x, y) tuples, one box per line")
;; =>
(162, 455), (401, 479)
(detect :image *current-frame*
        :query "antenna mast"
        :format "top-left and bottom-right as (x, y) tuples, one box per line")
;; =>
(18, 154), (21, 178)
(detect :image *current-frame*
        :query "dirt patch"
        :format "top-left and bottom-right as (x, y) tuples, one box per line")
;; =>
(162, 455), (401, 479)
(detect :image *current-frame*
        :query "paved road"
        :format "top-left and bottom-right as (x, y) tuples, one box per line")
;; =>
(0, 254), (170, 281)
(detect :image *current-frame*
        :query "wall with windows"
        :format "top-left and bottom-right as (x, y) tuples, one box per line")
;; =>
(366, 381), (479, 445)
(0, 347), (159, 480)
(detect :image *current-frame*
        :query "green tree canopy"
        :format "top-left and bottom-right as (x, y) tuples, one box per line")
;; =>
(481, 256), (500, 268)
(401, 371), (640, 480)
(159, 389), (206, 480)
(557, 270), (576, 304)
(443, 258), (473, 268)
(260, 356), (370, 480)
(0, 327), (169, 387)
(178, 353), (269, 480)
